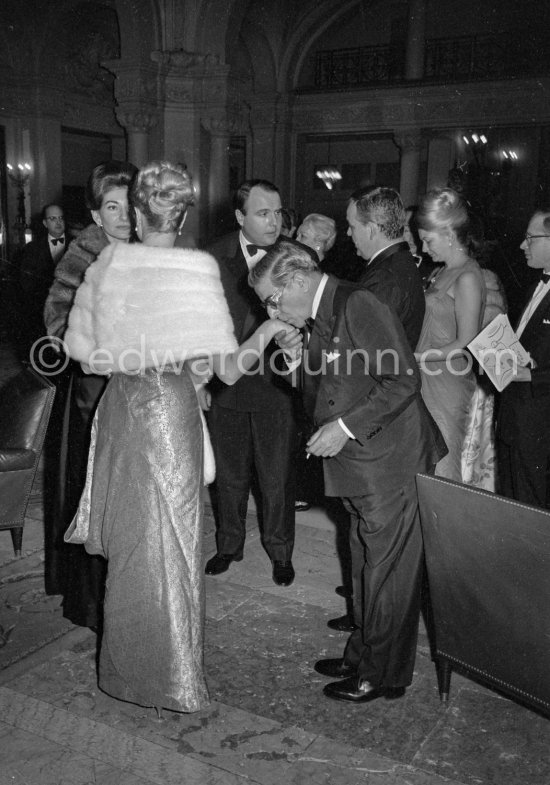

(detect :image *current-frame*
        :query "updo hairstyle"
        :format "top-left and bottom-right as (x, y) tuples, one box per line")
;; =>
(301, 213), (337, 254)
(417, 186), (485, 261)
(85, 160), (137, 211)
(132, 160), (195, 234)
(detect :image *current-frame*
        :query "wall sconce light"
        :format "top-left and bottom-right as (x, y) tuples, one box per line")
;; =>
(6, 161), (32, 244)
(316, 166), (342, 190)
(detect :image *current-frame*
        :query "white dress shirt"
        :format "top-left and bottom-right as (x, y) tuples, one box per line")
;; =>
(286, 274), (355, 440)
(239, 231), (267, 270)
(49, 234), (65, 263)
(516, 275), (550, 338)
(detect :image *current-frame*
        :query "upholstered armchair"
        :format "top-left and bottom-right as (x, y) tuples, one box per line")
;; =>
(0, 366), (55, 556)
(417, 473), (550, 718)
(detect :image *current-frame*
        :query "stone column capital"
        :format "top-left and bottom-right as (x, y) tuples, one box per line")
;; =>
(202, 115), (237, 136)
(116, 108), (158, 134)
(394, 128), (423, 152)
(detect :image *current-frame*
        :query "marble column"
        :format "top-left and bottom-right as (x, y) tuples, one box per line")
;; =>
(426, 136), (455, 190)
(396, 129), (423, 206)
(204, 117), (233, 238)
(405, 0), (426, 80)
(116, 111), (157, 168)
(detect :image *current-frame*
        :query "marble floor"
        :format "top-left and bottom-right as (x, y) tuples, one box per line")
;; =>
(1, 492), (550, 785)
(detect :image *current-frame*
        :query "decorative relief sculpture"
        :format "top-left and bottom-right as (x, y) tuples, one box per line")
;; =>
(151, 48), (221, 74)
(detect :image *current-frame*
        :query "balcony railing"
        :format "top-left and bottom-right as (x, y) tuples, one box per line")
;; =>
(312, 33), (546, 90)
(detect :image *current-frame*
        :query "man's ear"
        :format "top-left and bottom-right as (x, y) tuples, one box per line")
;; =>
(293, 272), (310, 292)
(235, 209), (244, 229)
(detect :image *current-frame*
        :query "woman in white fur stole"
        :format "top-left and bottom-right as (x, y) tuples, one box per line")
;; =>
(64, 161), (292, 715)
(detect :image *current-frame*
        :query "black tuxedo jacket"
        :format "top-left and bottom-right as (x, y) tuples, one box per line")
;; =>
(18, 234), (64, 337)
(357, 241), (425, 350)
(303, 276), (446, 497)
(498, 282), (550, 446)
(205, 231), (294, 413)
(19, 235), (57, 300)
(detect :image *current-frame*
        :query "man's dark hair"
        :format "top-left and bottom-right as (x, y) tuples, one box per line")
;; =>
(233, 179), (279, 213)
(349, 185), (405, 240)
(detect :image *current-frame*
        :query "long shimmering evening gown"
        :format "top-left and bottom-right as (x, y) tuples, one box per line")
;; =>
(75, 367), (209, 712)
(416, 260), (487, 483)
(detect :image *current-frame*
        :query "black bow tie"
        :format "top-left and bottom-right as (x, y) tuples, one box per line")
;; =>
(541, 272), (550, 284)
(51, 237), (65, 246)
(246, 243), (270, 256)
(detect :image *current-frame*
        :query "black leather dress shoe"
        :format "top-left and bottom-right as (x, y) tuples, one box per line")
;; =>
(314, 657), (356, 679)
(335, 585), (351, 598)
(327, 613), (357, 632)
(323, 676), (406, 703)
(272, 560), (295, 586)
(205, 553), (240, 575)
(295, 500), (311, 512)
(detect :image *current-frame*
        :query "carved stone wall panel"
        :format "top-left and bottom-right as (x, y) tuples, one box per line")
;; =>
(62, 99), (124, 136)
(294, 79), (550, 135)
(110, 71), (158, 103)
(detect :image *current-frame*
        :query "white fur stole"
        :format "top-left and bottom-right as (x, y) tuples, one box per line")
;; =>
(65, 243), (237, 373)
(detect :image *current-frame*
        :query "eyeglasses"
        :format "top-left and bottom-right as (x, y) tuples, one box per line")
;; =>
(524, 233), (550, 244)
(260, 283), (286, 311)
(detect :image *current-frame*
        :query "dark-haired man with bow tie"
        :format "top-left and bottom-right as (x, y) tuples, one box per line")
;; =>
(204, 179), (315, 586)
(497, 210), (550, 508)
(18, 203), (66, 348)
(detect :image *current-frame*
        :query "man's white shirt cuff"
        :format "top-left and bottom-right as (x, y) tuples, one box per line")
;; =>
(338, 418), (355, 439)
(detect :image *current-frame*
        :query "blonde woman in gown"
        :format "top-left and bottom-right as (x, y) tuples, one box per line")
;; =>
(415, 187), (493, 485)
(64, 161), (292, 715)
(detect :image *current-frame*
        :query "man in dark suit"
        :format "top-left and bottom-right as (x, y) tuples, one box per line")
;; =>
(329, 185), (427, 633)
(348, 185), (426, 350)
(249, 241), (446, 703)
(204, 179), (299, 586)
(497, 209), (550, 508)
(18, 203), (66, 346)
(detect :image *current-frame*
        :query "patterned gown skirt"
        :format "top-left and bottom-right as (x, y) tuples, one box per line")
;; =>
(75, 368), (210, 713)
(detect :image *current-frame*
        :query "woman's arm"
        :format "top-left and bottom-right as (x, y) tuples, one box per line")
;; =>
(189, 319), (294, 386)
(415, 270), (483, 363)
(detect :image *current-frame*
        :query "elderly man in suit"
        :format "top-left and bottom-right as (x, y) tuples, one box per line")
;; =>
(249, 241), (446, 703)
(18, 203), (66, 345)
(204, 179), (299, 587)
(497, 209), (550, 508)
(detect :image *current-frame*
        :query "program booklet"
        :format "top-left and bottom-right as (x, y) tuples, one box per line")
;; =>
(467, 313), (531, 392)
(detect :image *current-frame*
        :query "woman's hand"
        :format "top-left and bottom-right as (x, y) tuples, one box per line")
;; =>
(273, 323), (303, 361)
(260, 318), (293, 342)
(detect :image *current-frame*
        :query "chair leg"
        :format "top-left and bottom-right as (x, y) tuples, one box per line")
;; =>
(10, 527), (23, 557)
(436, 657), (452, 703)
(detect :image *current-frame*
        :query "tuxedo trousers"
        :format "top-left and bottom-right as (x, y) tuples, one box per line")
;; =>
(342, 478), (423, 688)
(208, 403), (297, 561)
(497, 439), (550, 509)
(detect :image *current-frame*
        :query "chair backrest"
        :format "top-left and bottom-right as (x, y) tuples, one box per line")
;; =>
(417, 473), (550, 716)
(0, 366), (55, 452)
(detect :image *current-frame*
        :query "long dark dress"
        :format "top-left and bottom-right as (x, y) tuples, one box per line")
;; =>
(73, 368), (209, 712)
(43, 225), (110, 627)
